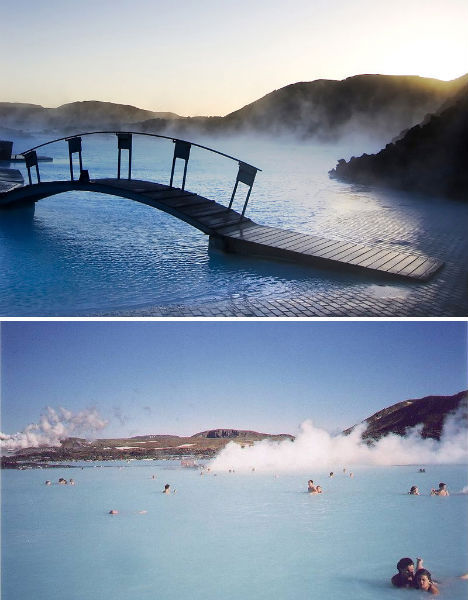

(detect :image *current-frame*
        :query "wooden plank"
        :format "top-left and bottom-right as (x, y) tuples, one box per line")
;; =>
(160, 195), (213, 209)
(239, 227), (304, 246)
(216, 222), (259, 235)
(316, 241), (359, 260)
(300, 237), (348, 255)
(253, 229), (310, 247)
(96, 179), (169, 192)
(343, 248), (391, 269)
(394, 255), (429, 277)
(326, 243), (379, 264)
(352, 248), (402, 268)
(382, 253), (419, 274)
(142, 189), (193, 201)
(406, 258), (441, 279)
(180, 204), (231, 218)
(260, 232), (313, 252)
(224, 226), (285, 243)
(227, 224), (284, 242)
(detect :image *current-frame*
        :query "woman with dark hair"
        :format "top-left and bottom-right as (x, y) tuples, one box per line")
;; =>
(408, 485), (420, 495)
(414, 568), (439, 594)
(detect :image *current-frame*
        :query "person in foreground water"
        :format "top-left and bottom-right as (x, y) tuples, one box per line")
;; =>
(408, 486), (420, 495)
(414, 568), (439, 595)
(431, 483), (449, 496)
(391, 557), (423, 588)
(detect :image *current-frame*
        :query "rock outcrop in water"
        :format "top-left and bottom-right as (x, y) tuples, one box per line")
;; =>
(329, 82), (468, 200)
(344, 390), (467, 442)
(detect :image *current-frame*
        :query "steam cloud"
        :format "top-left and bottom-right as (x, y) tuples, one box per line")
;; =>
(209, 408), (468, 472)
(0, 407), (108, 451)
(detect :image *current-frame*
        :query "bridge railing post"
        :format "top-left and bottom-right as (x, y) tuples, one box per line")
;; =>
(117, 133), (132, 180)
(229, 162), (258, 219)
(67, 136), (83, 181)
(23, 151), (41, 185)
(170, 140), (191, 190)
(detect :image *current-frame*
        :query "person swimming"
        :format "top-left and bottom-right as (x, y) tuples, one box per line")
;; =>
(307, 480), (316, 493)
(163, 484), (171, 494)
(414, 568), (439, 595)
(431, 482), (449, 496)
(109, 509), (118, 515)
(409, 486), (420, 495)
(391, 557), (423, 588)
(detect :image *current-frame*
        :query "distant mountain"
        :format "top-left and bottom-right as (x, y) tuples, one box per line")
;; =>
(3, 74), (466, 142)
(135, 74), (468, 141)
(191, 428), (293, 440)
(329, 82), (468, 200)
(0, 100), (180, 133)
(343, 391), (467, 442)
(1, 429), (293, 466)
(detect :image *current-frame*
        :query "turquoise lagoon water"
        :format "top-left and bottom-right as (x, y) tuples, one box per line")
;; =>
(2, 461), (468, 600)
(2, 132), (466, 316)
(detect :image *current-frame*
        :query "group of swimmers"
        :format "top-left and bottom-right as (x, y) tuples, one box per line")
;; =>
(392, 557), (439, 595)
(408, 482), (449, 496)
(307, 480), (322, 494)
(45, 478), (75, 485)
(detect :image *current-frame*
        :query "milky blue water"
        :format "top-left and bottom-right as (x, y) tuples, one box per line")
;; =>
(2, 461), (468, 600)
(2, 131), (461, 316)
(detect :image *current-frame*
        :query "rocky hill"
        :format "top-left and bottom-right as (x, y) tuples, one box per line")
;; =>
(344, 390), (467, 442)
(0, 100), (180, 134)
(329, 82), (468, 200)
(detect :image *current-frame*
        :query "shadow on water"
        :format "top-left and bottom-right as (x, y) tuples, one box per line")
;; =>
(0, 202), (36, 226)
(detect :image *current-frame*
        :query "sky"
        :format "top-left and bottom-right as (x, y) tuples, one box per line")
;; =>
(1, 321), (467, 442)
(2, 0), (467, 116)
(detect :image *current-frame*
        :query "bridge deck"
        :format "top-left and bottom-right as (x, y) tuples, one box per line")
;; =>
(0, 173), (443, 281)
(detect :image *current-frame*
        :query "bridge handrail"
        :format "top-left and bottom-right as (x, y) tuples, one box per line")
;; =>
(19, 131), (261, 219)
(19, 131), (262, 172)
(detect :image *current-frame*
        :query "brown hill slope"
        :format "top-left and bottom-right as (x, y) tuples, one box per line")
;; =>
(344, 390), (467, 441)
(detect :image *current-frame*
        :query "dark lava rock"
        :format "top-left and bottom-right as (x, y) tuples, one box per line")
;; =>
(329, 85), (468, 201)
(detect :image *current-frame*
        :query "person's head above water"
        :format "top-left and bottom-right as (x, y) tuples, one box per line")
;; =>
(415, 568), (438, 593)
(397, 558), (414, 572)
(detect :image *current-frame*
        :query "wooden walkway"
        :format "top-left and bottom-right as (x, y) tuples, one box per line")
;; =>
(0, 172), (443, 282)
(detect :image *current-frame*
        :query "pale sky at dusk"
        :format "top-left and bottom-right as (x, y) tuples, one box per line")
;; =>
(2, 0), (467, 116)
(1, 321), (467, 440)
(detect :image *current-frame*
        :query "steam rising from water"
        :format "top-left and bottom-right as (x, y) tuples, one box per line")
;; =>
(209, 409), (468, 472)
(0, 407), (108, 451)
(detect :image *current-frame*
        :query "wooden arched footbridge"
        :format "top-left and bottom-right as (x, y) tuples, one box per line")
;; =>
(0, 131), (443, 281)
